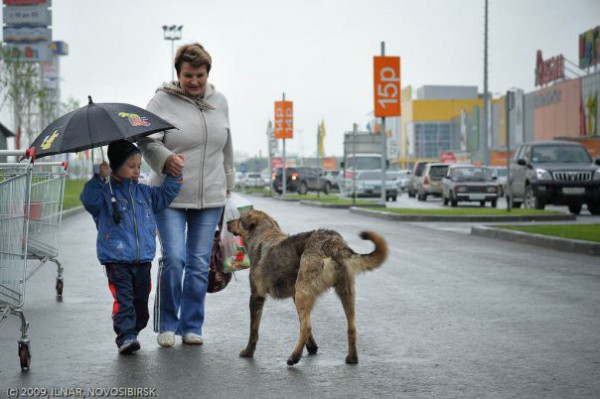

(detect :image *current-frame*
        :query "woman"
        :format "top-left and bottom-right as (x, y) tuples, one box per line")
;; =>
(138, 42), (235, 348)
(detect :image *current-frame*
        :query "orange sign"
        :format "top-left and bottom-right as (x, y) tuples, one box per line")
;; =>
(373, 56), (401, 117)
(274, 101), (293, 139)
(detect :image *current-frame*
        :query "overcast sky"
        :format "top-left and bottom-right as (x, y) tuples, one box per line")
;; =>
(3, 0), (599, 158)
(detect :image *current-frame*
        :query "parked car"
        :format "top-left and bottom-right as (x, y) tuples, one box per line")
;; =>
(489, 166), (508, 197)
(407, 161), (429, 198)
(241, 172), (268, 188)
(323, 170), (341, 190)
(416, 163), (449, 201)
(273, 166), (331, 195)
(388, 169), (410, 192)
(442, 164), (499, 207)
(344, 169), (398, 201)
(508, 141), (600, 214)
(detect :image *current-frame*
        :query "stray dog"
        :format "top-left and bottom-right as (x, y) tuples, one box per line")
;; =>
(227, 209), (388, 365)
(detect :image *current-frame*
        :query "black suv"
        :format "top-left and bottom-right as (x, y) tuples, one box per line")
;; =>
(273, 167), (331, 195)
(508, 141), (600, 214)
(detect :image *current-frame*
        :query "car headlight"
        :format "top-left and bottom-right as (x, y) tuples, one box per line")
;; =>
(594, 169), (600, 181)
(486, 186), (497, 193)
(456, 186), (467, 193)
(535, 168), (552, 180)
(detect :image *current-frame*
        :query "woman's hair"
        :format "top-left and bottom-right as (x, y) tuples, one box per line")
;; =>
(174, 42), (212, 76)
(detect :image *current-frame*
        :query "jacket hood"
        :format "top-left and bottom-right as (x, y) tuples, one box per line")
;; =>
(156, 81), (216, 111)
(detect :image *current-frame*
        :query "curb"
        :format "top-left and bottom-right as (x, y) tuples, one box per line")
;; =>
(61, 205), (86, 220)
(300, 200), (382, 209)
(471, 225), (600, 256)
(348, 207), (576, 222)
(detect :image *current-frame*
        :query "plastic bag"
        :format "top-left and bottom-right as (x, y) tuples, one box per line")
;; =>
(221, 195), (252, 272)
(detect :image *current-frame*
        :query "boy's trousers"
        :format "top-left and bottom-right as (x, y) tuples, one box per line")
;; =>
(105, 263), (151, 347)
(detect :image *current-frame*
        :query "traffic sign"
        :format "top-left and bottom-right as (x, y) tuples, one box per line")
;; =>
(373, 56), (401, 117)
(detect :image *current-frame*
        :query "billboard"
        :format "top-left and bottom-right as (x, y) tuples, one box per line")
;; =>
(3, 4), (52, 25)
(579, 26), (600, 69)
(5, 43), (51, 62)
(274, 101), (293, 139)
(373, 56), (401, 117)
(3, 25), (51, 43)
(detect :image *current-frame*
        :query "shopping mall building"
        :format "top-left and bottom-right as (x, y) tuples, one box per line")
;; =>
(388, 26), (600, 168)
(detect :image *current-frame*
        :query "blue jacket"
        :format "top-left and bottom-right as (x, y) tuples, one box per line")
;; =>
(80, 174), (182, 265)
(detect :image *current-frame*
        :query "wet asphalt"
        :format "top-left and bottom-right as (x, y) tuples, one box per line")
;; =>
(1, 195), (599, 398)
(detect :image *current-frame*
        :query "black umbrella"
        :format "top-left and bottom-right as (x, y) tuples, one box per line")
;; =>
(28, 96), (177, 159)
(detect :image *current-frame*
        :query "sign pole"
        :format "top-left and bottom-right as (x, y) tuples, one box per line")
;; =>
(316, 123), (320, 198)
(282, 92), (287, 196)
(506, 90), (513, 212)
(352, 123), (357, 206)
(380, 41), (388, 205)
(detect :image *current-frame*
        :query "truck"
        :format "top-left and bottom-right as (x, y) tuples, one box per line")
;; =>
(340, 131), (386, 196)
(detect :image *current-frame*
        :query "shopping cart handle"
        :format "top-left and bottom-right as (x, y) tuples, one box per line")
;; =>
(25, 148), (36, 161)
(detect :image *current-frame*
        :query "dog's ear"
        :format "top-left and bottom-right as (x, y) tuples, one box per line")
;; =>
(241, 214), (258, 231)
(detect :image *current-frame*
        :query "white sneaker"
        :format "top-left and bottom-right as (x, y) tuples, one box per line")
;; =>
(183, 333), (204, 345)
(157, 331), (175, 348)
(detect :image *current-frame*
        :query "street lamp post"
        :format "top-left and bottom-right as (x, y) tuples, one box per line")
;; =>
(162, 25), (183, 81)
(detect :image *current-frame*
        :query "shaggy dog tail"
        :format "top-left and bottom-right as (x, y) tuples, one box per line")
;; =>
(344, 231), (388, 274)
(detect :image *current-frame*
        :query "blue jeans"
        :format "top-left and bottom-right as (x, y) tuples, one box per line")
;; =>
(154, 207), (223, 336)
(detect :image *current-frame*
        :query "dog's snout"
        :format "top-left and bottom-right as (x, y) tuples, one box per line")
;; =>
(227, 219), (240, 235)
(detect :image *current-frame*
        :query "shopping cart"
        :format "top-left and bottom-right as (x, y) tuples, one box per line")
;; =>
(0, 149), (68, 371)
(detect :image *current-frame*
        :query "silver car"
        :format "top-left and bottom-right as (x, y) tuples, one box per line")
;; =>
(344, 169), (399, 201)
(442, 165), (499, 207)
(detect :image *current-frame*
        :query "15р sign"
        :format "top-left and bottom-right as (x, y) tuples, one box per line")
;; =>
(274, 101), (293, 139)
(373, 56), (401, 117)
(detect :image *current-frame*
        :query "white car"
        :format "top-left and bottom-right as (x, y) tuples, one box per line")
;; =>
(241, 173), (268, 188)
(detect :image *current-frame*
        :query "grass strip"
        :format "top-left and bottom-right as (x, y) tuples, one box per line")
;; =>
(498, 224), (600, 243)
(63, 179), (86, 210)
(363, 207), (564, 216)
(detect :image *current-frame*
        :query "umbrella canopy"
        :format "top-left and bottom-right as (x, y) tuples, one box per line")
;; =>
(29, 96), (177, 159)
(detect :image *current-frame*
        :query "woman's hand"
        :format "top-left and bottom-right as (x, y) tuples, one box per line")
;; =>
(164, 154), (185, 177)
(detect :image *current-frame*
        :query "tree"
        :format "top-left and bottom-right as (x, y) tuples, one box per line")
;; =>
(0, 45), (47, 149)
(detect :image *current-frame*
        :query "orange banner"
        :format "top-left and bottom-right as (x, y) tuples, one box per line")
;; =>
(274, 101), (293, 139)
(373, 56), (401, 117)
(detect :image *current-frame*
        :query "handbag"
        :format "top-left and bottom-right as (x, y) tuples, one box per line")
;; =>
(208, 207), (232, 293)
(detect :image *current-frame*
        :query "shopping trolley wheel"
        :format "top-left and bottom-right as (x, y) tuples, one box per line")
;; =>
(56, 278), (64, 297)
(19, 342), (31, 371)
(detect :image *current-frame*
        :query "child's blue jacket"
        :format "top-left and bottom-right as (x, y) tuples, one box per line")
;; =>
(80, 174), (182, 265)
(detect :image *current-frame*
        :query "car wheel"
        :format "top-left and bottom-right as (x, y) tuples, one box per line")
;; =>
(451, 198), (457, 207)
(323, 182), (331, 195)
(588, 202), (600, 215)
(568, 204), (582, 215)
(491, 199), (497, 208)
(392, 196), (397, 202)
(443, 196), (449, 206)
(524, 185), (544, 210)
(298, 182), (308, 195)
(422, 193), (428, 202)
(408, 189), (415, 198)
(480, 200), (486, 207)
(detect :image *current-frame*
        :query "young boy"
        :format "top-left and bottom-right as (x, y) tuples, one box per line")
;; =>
(80, 140), (182, 354)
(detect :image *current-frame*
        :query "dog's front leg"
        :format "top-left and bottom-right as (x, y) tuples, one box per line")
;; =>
(240, 293), (265, 358)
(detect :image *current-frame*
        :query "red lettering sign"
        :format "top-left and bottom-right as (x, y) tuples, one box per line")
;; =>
(535, 50), (565, 87)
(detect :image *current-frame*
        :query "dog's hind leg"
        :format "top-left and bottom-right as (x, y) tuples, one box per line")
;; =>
(335, 277), (358, 364)
(306, 331), (319, 355)
(240, 293), (265, 358)
(293, 297), (318, 355)
(287, 289), (315, 366)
